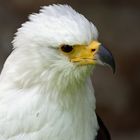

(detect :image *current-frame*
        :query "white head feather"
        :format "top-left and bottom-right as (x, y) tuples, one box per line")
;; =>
(2, 4), (98, 91)
(13, 4), (98, 49)
(0, 5), (99, 140)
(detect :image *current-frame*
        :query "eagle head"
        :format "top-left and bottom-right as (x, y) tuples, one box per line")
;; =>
(4, 4), (115, 90)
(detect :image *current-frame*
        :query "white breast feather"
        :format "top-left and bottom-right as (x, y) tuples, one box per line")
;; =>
(0, 4), (99, 140)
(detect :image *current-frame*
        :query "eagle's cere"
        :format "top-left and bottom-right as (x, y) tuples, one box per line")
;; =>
(0, 4), (115, 140)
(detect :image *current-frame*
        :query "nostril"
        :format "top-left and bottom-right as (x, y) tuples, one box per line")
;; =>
(91, 49), (96, 52)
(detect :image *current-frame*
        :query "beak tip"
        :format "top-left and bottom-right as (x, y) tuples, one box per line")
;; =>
(105, 60), (116, 74)
(98, 45), (116, 74)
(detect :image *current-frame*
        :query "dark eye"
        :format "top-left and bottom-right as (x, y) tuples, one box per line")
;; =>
(61, 45), (73, 53)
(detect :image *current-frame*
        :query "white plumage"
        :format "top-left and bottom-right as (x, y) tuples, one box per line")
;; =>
(0, 4), (100, 140)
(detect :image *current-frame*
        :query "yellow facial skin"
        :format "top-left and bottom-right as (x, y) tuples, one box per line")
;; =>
(60, 41), (101, 65)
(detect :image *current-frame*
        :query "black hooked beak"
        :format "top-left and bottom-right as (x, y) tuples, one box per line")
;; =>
(97, 45), (116, 73)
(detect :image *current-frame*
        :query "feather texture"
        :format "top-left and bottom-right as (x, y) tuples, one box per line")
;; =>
(0, 4), (99, 140)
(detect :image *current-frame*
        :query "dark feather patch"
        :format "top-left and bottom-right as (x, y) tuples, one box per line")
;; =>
(95, 115), (111, 140)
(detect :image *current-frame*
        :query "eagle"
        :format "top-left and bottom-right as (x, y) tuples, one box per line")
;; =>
(0, 4), (115, 140)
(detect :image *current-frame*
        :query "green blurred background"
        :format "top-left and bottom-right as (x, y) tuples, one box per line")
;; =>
(0, 0), (140, 139)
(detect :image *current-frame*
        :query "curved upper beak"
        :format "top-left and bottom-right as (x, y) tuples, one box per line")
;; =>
(96, 45), (116, 73)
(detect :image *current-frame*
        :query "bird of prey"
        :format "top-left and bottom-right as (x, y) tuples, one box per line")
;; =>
(0, 4), (115, 140)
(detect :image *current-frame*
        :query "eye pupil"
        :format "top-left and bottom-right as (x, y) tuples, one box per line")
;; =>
(61, 45), (73, 53)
